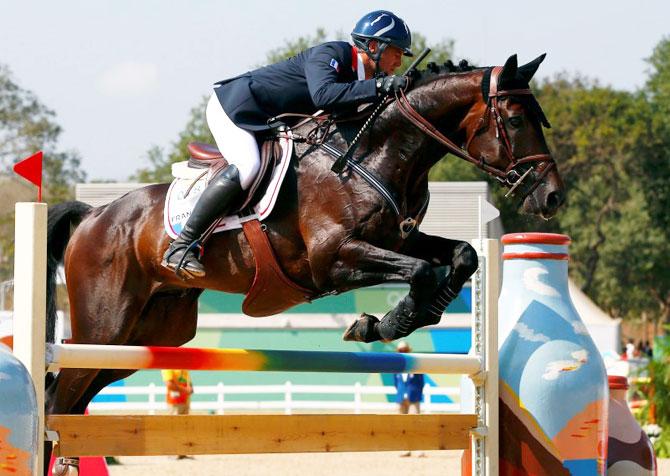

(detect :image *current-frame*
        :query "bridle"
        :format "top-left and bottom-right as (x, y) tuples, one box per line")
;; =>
(395, 66), (556, 202)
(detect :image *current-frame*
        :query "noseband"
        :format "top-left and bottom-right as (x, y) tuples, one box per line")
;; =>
(396, 66), (556, 202)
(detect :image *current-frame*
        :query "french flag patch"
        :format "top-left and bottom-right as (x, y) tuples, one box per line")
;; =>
(329, 58), (340, 72)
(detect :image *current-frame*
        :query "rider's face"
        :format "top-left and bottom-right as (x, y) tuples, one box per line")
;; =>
(377, 44), (404, 75)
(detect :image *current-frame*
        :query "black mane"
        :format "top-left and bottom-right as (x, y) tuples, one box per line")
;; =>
(408, 58), (550, 128)
(409, 59), (481, 87)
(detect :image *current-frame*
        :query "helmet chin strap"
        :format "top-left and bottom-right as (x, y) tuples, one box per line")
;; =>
(355, 38), (389, 77)
(371, 41), (389, 77)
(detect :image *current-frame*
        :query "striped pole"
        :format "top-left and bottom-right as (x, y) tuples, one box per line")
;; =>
(47, 344), (482, 376)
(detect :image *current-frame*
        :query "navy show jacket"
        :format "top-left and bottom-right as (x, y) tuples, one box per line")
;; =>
(214, 41), (378, 132)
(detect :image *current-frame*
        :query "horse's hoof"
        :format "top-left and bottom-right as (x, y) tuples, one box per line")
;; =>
(52, 457), (79, 476)
(343, 313), (380, 342)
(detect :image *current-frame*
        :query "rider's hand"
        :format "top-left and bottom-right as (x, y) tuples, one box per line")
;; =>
(376, 75), (408, 96)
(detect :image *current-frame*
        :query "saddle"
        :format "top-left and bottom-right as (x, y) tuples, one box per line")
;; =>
(186, 138), (314, 317)
(187, 139), (281, 213)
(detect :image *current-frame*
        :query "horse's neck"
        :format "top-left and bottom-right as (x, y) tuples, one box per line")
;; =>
(365, 72), (482, 194)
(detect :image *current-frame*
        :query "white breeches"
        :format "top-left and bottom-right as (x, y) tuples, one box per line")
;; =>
(206, 93), (260, 190)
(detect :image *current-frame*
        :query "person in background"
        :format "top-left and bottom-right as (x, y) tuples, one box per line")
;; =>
(394, 341), (424, 414)
(161, 369), (194, 460)
(393, 341), (425, 457)
(625, 338), (636, 360)
(643, 340), (653, 358)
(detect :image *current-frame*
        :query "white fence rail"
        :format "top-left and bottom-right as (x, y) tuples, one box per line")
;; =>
(89, 383), (462, 415)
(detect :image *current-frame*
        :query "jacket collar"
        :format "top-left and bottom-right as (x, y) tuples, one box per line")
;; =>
(351, 45), (365, 81)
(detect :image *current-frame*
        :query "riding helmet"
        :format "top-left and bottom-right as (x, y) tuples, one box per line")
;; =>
(351, 10), (413, 57)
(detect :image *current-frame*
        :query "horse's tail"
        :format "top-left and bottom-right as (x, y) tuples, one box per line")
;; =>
(46, 201), (92, 344)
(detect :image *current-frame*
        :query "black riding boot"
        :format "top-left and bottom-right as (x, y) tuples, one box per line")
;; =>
(162, 164), (242, 279)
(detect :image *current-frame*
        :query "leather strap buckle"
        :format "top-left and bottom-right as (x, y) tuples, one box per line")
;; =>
(399, 217), (417, 239)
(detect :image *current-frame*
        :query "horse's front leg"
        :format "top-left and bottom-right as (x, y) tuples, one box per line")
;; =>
(319, 239), (438, 343)
(344, 233), (479, 343)
(399, 231), (479, 325)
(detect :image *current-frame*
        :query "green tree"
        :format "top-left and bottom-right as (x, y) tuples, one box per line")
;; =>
(132, 96), (213, 183)
(401, 34), (454, 71)
(0, 64), (86, 201)
(511, 75), (666, 322)
(0, 63), (86, 281)
(264, 28), (331, 64)
(639, 36), (670, 325)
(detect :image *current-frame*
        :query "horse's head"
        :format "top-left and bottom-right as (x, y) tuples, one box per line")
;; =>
(460, 54), (565, 219)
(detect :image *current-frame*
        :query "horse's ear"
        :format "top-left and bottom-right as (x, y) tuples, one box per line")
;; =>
(518, 53), (546, 83)
(499, 54), (518, 85)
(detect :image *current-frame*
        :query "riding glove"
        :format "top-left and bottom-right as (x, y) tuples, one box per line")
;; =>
(376, 75), (408, 96)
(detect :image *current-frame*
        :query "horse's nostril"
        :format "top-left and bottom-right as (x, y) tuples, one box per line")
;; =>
(546, 190), (565, 210)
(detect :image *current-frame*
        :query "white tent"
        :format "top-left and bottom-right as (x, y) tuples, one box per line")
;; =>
(568, 280), (621, 357)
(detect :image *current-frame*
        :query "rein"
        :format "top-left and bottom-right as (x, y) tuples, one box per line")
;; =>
(272, 66), (556, 238)
(395, 66), (556, 202)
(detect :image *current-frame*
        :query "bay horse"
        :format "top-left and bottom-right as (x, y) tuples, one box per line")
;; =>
(43, 53), (564, 468)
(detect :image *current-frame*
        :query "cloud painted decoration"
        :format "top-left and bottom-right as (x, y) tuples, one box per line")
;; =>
(523, 266), (560, 297)
(519, 340), (602, 439)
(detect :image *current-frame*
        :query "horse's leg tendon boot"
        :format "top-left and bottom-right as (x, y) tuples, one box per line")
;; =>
(342, 274), (460, 343)
(162, 164), (242, 279)
(343, 295), (420, 343)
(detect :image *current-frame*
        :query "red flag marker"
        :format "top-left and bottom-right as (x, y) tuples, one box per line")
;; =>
(13, 151), (43, 201)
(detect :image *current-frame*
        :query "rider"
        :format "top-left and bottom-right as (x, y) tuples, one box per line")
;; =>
(163, 10), (414, 278)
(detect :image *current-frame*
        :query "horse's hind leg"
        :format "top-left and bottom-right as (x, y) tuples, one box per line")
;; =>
(65, 289), (202, 410)
(46, 289), (199, 474)
(46, 263), (153, 418)
(44, 294), (146, 476)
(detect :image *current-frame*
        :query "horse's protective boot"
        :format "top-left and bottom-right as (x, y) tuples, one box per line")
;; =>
(162, 164), (242, 279)
(343, 274), (460, 343)
(343, 294), (419, 343)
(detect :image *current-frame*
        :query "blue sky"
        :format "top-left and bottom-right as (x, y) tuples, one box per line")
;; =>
(1, 0), (668, 181)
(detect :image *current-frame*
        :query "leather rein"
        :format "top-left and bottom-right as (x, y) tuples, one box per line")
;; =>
(395, 66), (556, 202)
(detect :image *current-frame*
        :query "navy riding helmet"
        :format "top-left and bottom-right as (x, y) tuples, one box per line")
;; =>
(351, 10), (413, 63)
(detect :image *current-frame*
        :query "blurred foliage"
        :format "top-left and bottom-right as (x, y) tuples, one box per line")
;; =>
(131, 96), (213, 183)
(0, 63), (86, 281)
(641, 330), (670, 456)
(264, 28), (331, 64)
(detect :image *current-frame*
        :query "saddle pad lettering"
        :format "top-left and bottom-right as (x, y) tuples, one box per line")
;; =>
(163, 134), (293, 239)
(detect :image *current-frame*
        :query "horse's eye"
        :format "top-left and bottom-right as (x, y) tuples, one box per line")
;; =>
(509, 116), (523, 128)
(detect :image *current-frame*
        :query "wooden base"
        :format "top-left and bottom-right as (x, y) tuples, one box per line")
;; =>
(47, 414), (477, 457)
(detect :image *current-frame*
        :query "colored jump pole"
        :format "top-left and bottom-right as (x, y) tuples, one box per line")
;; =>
(47, 344), (483, 375)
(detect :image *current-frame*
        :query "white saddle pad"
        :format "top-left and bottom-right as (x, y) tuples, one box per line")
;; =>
(163, 133), (293, 239)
